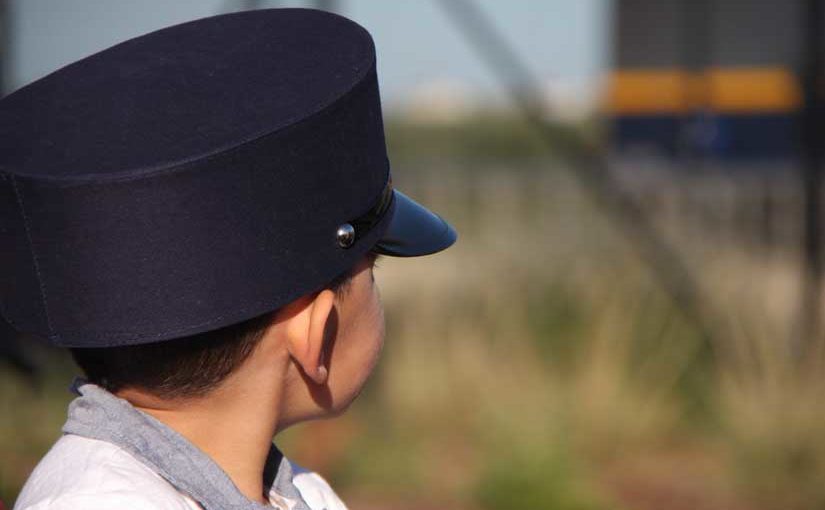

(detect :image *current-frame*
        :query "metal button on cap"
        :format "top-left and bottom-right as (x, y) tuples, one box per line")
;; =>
(337, 223), (356, 248)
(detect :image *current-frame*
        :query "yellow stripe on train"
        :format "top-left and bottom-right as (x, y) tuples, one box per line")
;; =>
(607, 67), (802, 115)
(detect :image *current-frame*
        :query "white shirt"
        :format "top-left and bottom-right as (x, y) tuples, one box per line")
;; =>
(14, 435), (347, 510)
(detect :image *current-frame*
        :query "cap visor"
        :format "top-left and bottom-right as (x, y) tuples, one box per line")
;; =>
(372, 190), (457, 257)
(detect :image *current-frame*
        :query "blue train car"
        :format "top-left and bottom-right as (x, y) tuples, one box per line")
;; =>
(610, 0), (804, 160)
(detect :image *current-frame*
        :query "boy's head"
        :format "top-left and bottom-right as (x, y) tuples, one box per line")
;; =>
(69, 255), (366, 398)
(0, 9), (455, 423)
(71, 252), (384, 422)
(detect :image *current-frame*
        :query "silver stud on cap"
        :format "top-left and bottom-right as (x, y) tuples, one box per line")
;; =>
(336, 223), (356, 248)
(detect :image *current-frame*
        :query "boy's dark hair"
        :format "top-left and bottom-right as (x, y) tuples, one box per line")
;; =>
(70, 264), (360, 399)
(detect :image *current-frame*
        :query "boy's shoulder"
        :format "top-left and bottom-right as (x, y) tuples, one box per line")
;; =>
(14, 434), (348, 510)
(14, 435), (197, 510)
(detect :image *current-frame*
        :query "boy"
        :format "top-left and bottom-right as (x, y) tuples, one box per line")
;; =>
(1, 8), (456, 510)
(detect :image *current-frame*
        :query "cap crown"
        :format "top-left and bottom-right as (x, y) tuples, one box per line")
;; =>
(0, 9), (391, 346)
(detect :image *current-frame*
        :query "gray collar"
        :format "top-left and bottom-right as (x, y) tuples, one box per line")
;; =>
(62, 379), (311, 510)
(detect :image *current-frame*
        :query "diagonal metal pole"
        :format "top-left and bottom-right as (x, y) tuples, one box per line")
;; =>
(314, 0), (337, 12)
(222, 0), (271, 13)
(436, 0), (723, 354)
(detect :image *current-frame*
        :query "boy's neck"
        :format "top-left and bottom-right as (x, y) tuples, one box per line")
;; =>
(117, 363), (287, 504)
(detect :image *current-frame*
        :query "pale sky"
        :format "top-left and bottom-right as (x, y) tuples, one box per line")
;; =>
(7, 0), (610, 109)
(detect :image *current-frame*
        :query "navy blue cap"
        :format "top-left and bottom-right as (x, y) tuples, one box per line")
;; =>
(0, 8), (456, 348)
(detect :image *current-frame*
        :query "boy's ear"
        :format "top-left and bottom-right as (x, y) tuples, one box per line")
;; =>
(283, 289), (336, 385)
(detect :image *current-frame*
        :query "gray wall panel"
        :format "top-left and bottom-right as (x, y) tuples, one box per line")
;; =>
(615, 0), (805, 69)
(616, 0), (685, 67)
(710, 0), (801, 66)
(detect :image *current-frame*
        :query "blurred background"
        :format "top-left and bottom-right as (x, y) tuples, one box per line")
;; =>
(2, 0), (824, 509)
